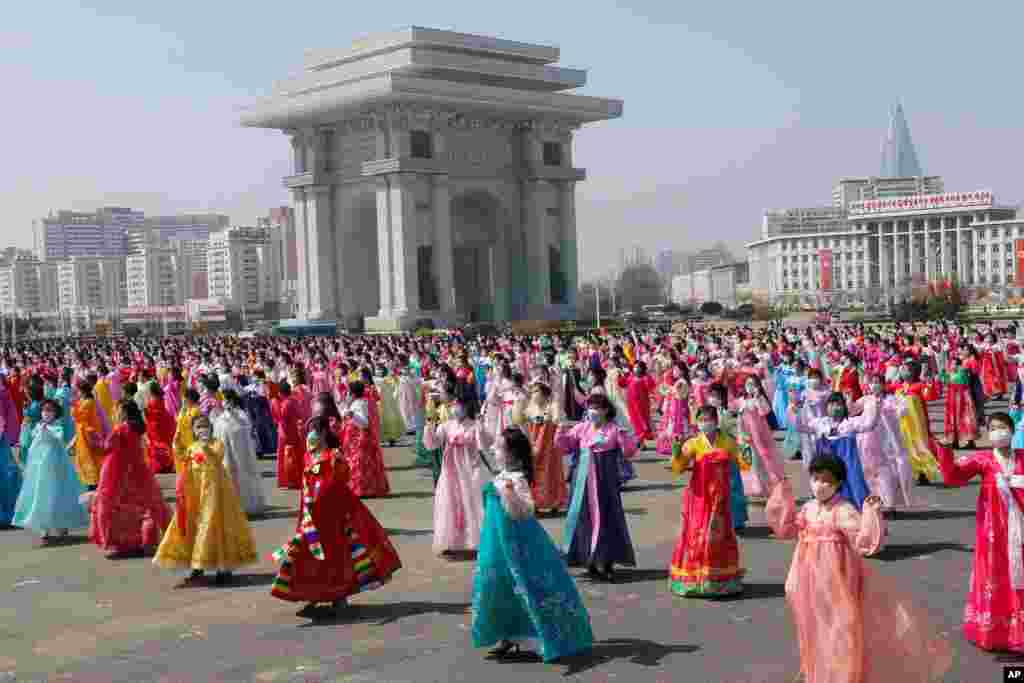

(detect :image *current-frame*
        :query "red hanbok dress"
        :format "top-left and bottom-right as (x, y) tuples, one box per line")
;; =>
(144, 398), (176, 474)
(90, 424), (172, 554)
(618, 374), (657, 442)
(938, 446), (1024, 651)
(980, 345), (1009, 398)
(272, 395), (305, 489)
(271, 448), (401, 603)
(340, 399), (391, 497)
(526, 407), (567, 512)
(669, 449), (744, 596)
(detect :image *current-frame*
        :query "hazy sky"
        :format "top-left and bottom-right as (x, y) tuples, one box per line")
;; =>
(4, 1), (1023, 280)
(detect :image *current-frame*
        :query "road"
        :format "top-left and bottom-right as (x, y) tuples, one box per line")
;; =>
(0, 403), (1012, 682)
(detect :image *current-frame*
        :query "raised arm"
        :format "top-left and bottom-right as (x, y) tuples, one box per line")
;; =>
(936, 445), (984, 487)
(764, 479), (799, 540)
(836, 498), (885, 556)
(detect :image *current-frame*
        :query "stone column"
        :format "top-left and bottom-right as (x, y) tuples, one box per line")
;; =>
(291, 188), (312, 317)
(304, 184), (336, 320)
(375, 176), (393, 317)
(432, 175), (455, 315)
(389, 174), (420, 317)
(287, 131), (304, 174)
(561, 181), (579, 315)
(955, 217), (963, 282)
(522, 179), (551, 313)
(333, 186), (357, 323)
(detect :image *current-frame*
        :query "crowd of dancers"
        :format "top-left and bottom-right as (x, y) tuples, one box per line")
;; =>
(0, 320), (1022, 680)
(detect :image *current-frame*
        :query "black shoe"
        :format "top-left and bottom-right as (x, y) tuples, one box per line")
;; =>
(488, 640), (521, 659)
(296, 603), (319, 618)
(966, 441), (976, 449)
(214, 571), (232, 586)
(917, 473), (929, 485)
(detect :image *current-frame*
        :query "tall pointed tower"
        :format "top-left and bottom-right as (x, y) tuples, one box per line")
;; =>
(880, 103), (923, 177)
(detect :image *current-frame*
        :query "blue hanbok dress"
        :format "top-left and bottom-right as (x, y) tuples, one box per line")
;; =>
(717, 414), (749, 530)
(1010, 408), (1024, 449)
(772, 365), (795, 430)
(814, 433), (871, 511)
(471, 474), (593, 661)
(52, 385), (76, 446)
(243, 386), (278, 456)
(12, 423), (89, 534)
(781, 376), (807, 457)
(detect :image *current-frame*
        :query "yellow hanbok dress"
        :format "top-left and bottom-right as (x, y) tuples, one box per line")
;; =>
(896, 391), (941, 481)
(71, 398), (106, 487)
(94, 379), (115, 424)
(172, 405), (201, 476)
(154, 439), (258, 571)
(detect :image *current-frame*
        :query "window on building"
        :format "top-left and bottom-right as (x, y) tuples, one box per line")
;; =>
(410, 130), (433, 159)
(543, 142), (563, 167)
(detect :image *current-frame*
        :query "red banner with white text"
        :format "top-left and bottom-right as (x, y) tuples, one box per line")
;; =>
(819, 249), (833, 290)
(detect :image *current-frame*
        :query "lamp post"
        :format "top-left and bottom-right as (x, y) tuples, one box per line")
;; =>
(594, 281), (601, 328)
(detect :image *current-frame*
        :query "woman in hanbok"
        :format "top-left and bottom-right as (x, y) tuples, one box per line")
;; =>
(889, 360), (942, 484)
(214, 390), (269, 515)
(0, 380), (21, 526)
(172, 389), (201, 476)
(471, 427), (593, 661)
(851, 376), (916, 509)
(153, 415), (258, 587)
(12, 399), (89, 542)
(655, 375), (691, 456)
(271, 381), (305, 490)
(397, 363), (423, 437)
(198, 375), (223, 421)
(162, 368), (183, 421)
(271, 417), (401, 617)
(617, 361), (657, 446)
(87, 400), (171, 558)
(771, 351), (797, 430)
(603, 362), (631, 428)
(555, 394), (637, 581)
(242, 371), (277, 457)
(937, 411), (1024, 651)
(943, 353), (980, 449)
(669, 408), (746, 596)
(423, 396), (490, 556)
(70, 380), (106, 491)
(979, 332), (1008, 399)
(765, 455), (950, 683)
(417, 374), (452, 483)
(732, 375), (785, 499)
(523, 382), (567, 515)
(19, 376), (46, 456)
(143, 382), (176, 474)
(374, 366), (404, 445)
(340, 381), (391, 498)
(699, 384), (749, 531)
(788, 392), (877, 510)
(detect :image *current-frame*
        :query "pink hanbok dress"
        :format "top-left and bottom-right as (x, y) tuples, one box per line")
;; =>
(766, 481), (951, 683)
(655, 385), (691, 456)
(423, 418), (490, 555)
(732, 396), (785, 497)
(851, 394), (916, 509)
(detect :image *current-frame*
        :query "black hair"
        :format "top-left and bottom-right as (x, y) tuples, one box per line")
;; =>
(148, 380), (164, 399)
(278, 380), (292, 397)
(314, 392), (342, 421)
(40, 398), (63, 421)
(122, 382), (138, 398)
(452, 391), (480, 420)
(306, 416), (341, 450)
(76, 378), (94, 399)
(826, 392), (848, 420)
(808, 453), (847, 484)
(183, 388), (200, 405)
(118, 399), (146, 435)
(192, 415), (213, 439)
(222, 389), (243, 410)
(28, 375), (45, 402)
(989, 411), (1015, 431)
(585, 392), (617, 421)
(349, 380), (365, 399)
(501, 427), (535, 486)
(707, 383), (728, 405)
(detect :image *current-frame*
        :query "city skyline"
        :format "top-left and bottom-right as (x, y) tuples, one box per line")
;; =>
(4, 2), (1024, 281)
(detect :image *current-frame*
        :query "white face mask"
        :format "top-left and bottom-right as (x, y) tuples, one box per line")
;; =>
(869, 383), (884, 395)
(990, 429), (1013, 448)
(810, 478), (839, 503)
(195, 428), (211, 441)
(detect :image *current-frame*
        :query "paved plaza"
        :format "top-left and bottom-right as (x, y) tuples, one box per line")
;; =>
(0, 403), (1013, 682)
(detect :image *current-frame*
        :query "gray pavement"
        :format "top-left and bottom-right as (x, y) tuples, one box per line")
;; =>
(0, 404), (1013, 682)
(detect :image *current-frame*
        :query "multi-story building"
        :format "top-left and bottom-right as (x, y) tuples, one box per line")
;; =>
(745, 104), (1022, 307)
(207, 227), (271, 314)
(126, 213), (230, 255)
(258, 207), (297, 315)
(34, 207), (141, 261)
(0, 258), (58, 315)
(126, 247), (188, 307)
(56, 257), (125, 312)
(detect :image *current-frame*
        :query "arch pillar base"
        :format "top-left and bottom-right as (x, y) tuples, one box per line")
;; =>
(364, 310), (466, 332)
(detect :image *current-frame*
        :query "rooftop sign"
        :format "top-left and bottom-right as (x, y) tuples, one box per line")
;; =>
(849, 190), (993, 216)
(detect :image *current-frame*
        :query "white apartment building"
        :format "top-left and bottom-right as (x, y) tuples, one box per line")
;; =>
(57, 257), (125, 312)
(0, 259), (58, 315)
(207, 227), (271, 312)
(34, 207), (140, 261)
(126, 247), (188, 307)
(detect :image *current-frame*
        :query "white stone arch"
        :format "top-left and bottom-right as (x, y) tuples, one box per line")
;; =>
(335, 183), (380, 326)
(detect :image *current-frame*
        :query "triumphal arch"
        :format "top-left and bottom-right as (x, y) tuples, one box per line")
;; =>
(240, 26), (622, 330)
